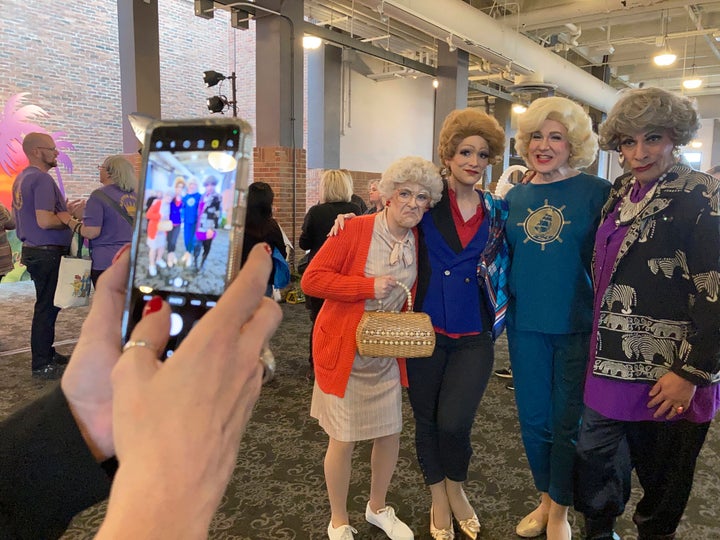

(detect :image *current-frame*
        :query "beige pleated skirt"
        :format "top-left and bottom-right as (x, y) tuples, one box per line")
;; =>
(311, 352), (402, 442)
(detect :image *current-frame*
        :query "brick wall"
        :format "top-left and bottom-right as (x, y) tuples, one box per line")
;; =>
(0, 0), (378, 247)
(0, 0), (236, 198)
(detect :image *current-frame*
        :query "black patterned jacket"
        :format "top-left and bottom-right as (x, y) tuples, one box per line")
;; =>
(593, 164), (720, 386)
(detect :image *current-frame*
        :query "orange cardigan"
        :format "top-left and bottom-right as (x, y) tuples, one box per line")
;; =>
(146, 199), (162, 240)
(300, 214), (418, 398)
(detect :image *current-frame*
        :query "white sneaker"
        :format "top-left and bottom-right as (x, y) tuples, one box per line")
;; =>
(366, 503), (414, 540)
(327, 522), (357, 540)
(156, 258), (167, 268)
(149, 265), (157, 277)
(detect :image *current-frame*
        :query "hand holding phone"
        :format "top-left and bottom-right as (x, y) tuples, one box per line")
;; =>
(122, 118), (252, 357)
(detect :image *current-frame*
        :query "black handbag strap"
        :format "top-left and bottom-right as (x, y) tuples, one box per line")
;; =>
(92, 189), (134, 226)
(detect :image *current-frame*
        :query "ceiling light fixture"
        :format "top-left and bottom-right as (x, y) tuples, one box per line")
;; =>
(653, 11), (676, 66)
(303, 35), (322, 49)
(512, 103), (527, 114)
(682, 35), (703, 90)
(432, 78), (439, 88)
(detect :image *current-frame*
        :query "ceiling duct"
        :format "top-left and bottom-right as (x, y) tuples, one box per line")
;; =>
(354, 0), (620, 111)
(507, 74), (558, 94)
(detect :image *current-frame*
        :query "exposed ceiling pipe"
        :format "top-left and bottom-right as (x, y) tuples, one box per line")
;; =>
(354, 0), (619, 111)
(686, 5), (720, 62)
(498, 0), (694, 31)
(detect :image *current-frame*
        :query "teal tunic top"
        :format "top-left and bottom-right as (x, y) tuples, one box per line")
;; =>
(504, 172), (610, 334)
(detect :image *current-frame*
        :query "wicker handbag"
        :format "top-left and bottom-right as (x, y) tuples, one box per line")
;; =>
(356, 282), (435, 358)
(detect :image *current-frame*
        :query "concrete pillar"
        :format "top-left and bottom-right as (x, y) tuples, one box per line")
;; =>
(432, 41), (469, 166)
(490, 98), (511, 188)
(307, 45), (342, 169)
(253, 0), (306, 262)
(117, 0), (161, 152)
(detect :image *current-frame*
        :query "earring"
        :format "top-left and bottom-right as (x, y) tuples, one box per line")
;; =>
(440, 166), (449, 178)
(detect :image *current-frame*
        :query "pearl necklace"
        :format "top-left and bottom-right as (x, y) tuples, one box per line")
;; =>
(614, 172), (667, 227)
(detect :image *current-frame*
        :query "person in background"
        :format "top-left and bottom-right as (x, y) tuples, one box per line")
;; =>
(706, 164), (720, 180)
(0, 243), (282, 539)
(0, 200), (16, 281)
(145, 189), (172, 277)
(365, 180), (385, 214)
(302, 156), (443, 540)
(194, 176), (222, 272)
(77, 155), (137, 287)
(342, 169), (369, 214)
(242, 181), (287, 297)
(574, 87), (720, 540)
(299, 170), (361, 373)
(491, 165), (529, 391)
(165, 177), (185, 268)
(11, 132), (84, 379)
(504, 97), (610, 540)
(180, 178), (201, 268)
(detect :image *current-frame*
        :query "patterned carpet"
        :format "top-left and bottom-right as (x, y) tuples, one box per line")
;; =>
(0, 281), (718, 539)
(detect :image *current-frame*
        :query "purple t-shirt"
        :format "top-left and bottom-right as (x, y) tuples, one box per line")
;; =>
(83, 184), (137, 270)
(12, 166), (72, 247)
(585, 180), (720, 423)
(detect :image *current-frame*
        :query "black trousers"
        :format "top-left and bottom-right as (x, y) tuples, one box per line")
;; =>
(574, 407), (710, 539)
(21, 246), (67, 370)
(305, 295), (324, 367)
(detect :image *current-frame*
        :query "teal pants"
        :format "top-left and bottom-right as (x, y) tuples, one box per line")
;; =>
(506, 328), (589, 506)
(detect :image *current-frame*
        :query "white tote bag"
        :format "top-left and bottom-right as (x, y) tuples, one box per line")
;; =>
(54, 235), (92, 308)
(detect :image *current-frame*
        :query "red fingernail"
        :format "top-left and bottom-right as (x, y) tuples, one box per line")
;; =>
(142, 296), (163, 317)
(263, 243), (272, 254)
(112, 243), (131, 264)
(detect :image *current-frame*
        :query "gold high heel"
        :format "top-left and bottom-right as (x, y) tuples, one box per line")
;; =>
(430, 505), (455, 540)
(456, 512), (480, 539)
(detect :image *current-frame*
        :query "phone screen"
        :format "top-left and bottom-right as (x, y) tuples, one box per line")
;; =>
(122, 119), (252, 357)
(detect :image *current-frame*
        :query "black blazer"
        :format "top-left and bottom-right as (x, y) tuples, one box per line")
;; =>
(299, 201), (362, 262)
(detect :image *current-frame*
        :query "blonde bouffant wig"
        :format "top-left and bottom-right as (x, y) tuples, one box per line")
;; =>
(515, 96), (598, 169)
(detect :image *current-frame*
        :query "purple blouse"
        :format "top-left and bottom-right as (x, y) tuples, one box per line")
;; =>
(584, 180), (720, 423)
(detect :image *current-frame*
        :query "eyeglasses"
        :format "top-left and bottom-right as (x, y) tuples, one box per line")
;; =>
(36, 146), (58, 152)
(395, 189), (431, 207)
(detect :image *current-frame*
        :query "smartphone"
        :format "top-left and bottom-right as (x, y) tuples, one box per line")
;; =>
(122, 118), (252, 358)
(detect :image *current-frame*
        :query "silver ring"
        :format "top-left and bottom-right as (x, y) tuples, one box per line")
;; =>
(259, 346), (275, 384)
(122, 340), (156, 353)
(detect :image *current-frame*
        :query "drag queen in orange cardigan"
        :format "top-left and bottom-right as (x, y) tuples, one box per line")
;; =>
(301, 156), (443, 540)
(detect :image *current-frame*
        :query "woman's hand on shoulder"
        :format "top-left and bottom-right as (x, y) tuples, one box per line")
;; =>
(327, 213), (357, 237)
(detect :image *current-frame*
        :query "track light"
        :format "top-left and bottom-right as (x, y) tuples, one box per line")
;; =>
(653, 49), (676, 66)
(203, 70), (227, 88)
(207, 95), (228, 114)
(303, 35), (322, 49)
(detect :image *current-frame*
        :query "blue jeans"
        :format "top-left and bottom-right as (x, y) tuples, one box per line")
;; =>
(406, 332), (494, 484)
(21, 246), (67, 370)
(507, 328), (589, 506)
